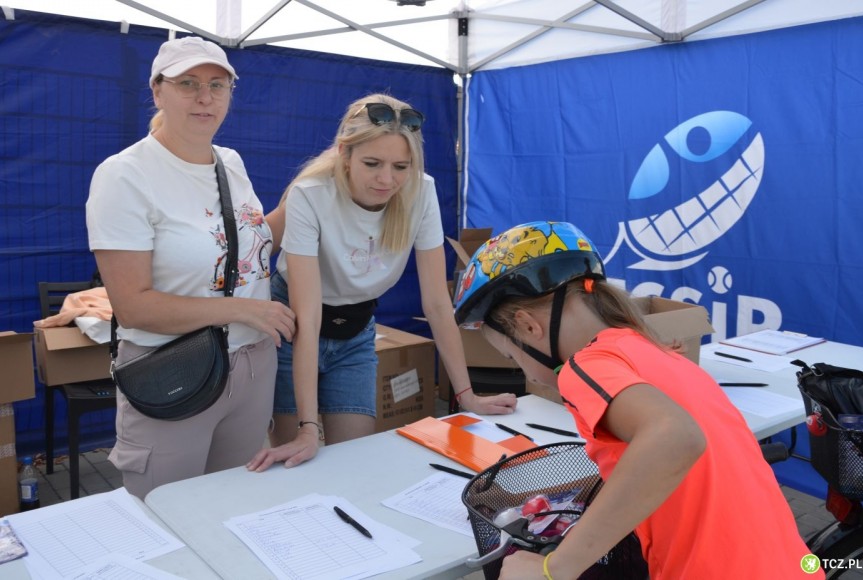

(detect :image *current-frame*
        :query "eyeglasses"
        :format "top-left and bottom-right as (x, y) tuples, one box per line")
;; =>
(353, 103), (425, 132)
(162, 78), (235, 99)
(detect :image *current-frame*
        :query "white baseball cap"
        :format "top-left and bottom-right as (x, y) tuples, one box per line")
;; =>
(150, 36), (238, 84)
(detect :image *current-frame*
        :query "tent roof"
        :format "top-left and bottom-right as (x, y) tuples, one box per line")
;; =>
(8, 1), (863, 73)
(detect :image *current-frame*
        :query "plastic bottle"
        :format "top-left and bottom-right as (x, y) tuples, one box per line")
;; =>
(18, 456), (40, 511)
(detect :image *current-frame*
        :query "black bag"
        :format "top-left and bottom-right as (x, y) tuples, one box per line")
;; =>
(109, 150), (238, 421)
(793, 360), (863, 416)
(319, 299), (377, 339)
(112, 326), (229, 420)
(793, 359), (863, 500)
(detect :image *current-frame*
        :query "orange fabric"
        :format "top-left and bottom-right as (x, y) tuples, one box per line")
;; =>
(34, 287), (113, 328)
(558, 327), (821, 580)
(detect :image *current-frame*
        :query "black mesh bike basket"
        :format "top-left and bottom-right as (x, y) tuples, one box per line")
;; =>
(461, 442), (647, 580)
(800, 390), (863, 500)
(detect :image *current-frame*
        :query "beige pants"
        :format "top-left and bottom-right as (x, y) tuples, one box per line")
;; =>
(109, 337), (276, 499)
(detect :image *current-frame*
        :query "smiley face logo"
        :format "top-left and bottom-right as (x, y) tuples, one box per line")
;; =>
(604, 111), (764, 271)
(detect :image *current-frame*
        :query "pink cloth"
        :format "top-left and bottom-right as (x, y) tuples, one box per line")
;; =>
(35, 287), (113, 327)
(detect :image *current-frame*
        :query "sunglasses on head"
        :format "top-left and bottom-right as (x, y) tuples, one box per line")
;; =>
(354, 103), (425, 132)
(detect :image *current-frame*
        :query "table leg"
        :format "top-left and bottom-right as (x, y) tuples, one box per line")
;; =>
(68, 405), (80, 500)
(45, 386), (55, 475)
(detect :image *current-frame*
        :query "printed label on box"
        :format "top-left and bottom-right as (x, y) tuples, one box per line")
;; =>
(390, 369), (420, 403)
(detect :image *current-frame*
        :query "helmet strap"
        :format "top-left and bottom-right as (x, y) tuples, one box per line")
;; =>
(546, 286), (566, 370)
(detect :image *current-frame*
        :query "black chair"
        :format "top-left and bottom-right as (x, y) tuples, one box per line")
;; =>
(38, 280), (117, 499)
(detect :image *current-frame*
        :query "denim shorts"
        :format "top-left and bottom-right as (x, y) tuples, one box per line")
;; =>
(271, 271), (379, 416)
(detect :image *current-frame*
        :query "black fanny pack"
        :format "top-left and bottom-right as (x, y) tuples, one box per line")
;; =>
(320, 299), (377, 340)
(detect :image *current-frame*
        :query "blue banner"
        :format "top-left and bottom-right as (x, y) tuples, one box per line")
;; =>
(465, 16), (863, 347)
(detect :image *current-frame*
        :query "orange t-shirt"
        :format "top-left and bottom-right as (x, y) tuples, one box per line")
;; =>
(557, 327), (822, 579)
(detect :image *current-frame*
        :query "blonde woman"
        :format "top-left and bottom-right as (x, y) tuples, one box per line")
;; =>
(248, 94), (516, 471)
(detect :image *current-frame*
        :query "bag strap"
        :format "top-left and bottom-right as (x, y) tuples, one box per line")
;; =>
(214, 149), (239, 298)
(109, 149), (239, 360)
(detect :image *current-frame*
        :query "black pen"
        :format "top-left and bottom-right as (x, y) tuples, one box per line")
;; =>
(429, 463), (474, 479)
(715, 351), (753, 363)
(495, 423), (534, 441)
(525, 423), (580, 438)
(719, 382), (768, 387)
(333, 506), (373, 539)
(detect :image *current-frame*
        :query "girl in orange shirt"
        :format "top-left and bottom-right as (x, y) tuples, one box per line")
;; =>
(454, 221), (821, 580)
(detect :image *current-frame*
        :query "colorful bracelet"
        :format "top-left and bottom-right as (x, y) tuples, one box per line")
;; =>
(543, 552), (554, 580)
(454, 387), (473, 401)
(298, 420), (324, 439)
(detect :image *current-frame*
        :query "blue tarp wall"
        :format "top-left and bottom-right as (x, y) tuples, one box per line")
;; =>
(462, 15), (863, 498)
(465, 16), (863, 348)
(0, 10), (458, 456)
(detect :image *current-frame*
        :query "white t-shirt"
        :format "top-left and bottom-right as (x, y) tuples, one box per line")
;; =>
(277, 173), (444, 305)
(86, 134), (271, 351)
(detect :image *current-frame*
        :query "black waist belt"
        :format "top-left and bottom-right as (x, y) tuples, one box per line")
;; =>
(320, 299), (377, 339)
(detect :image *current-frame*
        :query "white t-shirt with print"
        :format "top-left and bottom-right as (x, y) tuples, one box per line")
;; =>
(87, 134), (271, 351)
(277, 173), (444, 305)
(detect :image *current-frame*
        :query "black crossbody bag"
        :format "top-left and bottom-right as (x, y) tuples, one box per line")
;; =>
(109, 150), (239, 421)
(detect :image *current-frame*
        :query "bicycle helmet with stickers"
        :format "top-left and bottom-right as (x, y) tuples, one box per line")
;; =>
(453, 221), (605, 369)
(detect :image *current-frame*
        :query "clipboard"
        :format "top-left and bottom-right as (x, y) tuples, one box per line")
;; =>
(719, 329), (825, 355)
(396, 415), (537, 472)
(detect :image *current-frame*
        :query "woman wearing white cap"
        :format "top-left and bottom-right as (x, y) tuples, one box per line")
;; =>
(86, 36), (296, 499)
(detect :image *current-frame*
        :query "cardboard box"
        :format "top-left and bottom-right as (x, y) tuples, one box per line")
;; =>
(375, 324), (436, 432)
(33, 326), (111, 386)
(0, 404), (18, 516)
(438, 325), (523, 401)
(527, 296), (714, 405)
(0, 332), (36, 404)
(446, 227), (493, 272)
(635, 296), (714, 364)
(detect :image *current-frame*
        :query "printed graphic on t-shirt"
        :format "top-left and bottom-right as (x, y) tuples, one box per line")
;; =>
(347, 236), (387, 275)
(210, 203), (272, 291)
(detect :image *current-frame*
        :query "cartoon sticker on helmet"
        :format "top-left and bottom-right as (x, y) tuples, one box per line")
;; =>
(476, 223), (569, 280)
(454, 221), (606, 326)
(454, 261), (477, 303)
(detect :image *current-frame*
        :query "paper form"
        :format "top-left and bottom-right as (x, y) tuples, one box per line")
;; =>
(224, 494), (421, 580)
(459, 413), (512, 442)
(701, 342), (794, 373)
(721, 388), (804, 418)
(381, 472), (473, 537)
(5, 488), (183, 580)
(71, 553), (184, 580)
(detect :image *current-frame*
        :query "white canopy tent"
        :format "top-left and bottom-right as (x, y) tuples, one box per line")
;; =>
(5, 2), (863, 460)
(7, 0), (863, 74)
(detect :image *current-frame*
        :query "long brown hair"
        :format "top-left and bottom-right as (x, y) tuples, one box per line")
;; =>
(489, 279), (662, 346)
